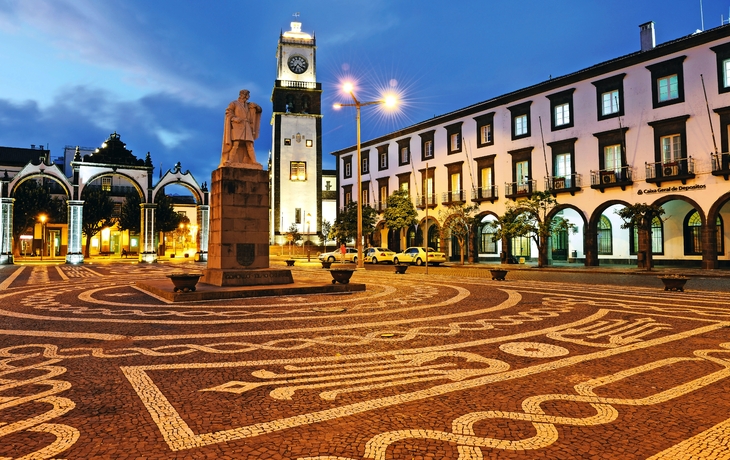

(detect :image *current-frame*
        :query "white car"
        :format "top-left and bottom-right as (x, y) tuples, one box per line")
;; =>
(364, 247), (396, 264)
(393, 247), (446, 266)
(318, 247), (358, 263)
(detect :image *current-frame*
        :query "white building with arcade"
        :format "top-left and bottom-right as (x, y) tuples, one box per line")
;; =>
(331, 22), (730, 269)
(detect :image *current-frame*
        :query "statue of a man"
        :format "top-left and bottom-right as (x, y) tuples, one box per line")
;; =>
(220, 89), (263, 168)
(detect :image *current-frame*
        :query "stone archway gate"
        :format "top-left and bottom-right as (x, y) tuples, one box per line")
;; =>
(0, 132), (208, 264)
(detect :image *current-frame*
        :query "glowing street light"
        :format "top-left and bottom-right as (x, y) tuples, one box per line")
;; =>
(38, 214), (47, 261)
(334, 82), (398, 268)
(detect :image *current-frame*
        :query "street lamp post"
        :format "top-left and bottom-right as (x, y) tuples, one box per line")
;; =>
(39, 214), (47, 261)
(334, 84), (397, 269)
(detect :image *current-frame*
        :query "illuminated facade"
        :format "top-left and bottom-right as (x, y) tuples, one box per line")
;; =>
(332, 22), (730, 269)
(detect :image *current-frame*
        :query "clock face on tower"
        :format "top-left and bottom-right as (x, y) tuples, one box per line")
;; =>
(287, 55), (309, 74)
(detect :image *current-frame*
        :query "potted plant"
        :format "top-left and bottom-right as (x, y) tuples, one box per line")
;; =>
(658, 274), (689, 292)
(166, 273), (202, 292)
(394, 264), (408, 274)
(285, 259), (296, 266)
(321, 260), (333, 269)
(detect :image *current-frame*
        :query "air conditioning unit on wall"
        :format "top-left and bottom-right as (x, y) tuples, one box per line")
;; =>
(601, 172), (616, 184)
(663, 163), (679, 176)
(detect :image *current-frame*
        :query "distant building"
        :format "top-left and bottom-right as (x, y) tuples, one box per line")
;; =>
(331, 22), (730, 268)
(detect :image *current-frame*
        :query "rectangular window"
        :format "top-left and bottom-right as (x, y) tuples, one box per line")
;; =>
(450, 172), (461, 199)
(424, 140), (433, 158)
(658, 74), (679, 102)
(445, 122), (463, 154)
(284, 138), (291, 146)
(593, 74), (625, 121)
(647, 56), (685, 108)
(508, 102), (532, 140)
(602, 90), (620, 116)
(555, 153), (571, 178)
(480, 124), (492, 144)
(290, 161), (307, 181)
(295, 208), (302, 224)
(450, 133), (460, 152)
(555, 103), (570, 126)
(474, 112), (495, 148)
(661, 134), (682, 162)
(305, 139), (313, 147)
(362, 156), (369, 174)
(380, 151), (387, 168)
(362, 187), (369, 205)
(725, 59), (730, 88)
(481, 166), (492, 188)
(515, 115), (527, 136)
(516, 160), (529, 184)
(400, 146), (409, 164)
(379, 184), (387, 204)
(604, 144), (622, 172)
(343, 156), (352, 179)
(101, 177), (112, 192)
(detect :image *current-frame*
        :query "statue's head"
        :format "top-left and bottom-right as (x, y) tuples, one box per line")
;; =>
(238, 89), (250, 101)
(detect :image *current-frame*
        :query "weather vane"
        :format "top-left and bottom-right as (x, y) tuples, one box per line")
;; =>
(293, 12), (300, 19)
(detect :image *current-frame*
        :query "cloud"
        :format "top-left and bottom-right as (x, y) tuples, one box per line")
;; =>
(0, 0), (230, 105)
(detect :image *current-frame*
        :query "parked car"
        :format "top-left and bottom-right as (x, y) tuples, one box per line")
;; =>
(364, 247), (396, 264)
(393, 247), (446, 266)
(318, 247), (358, 263)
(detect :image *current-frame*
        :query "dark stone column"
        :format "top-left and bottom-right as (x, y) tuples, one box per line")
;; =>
(701, 223), (718, 270)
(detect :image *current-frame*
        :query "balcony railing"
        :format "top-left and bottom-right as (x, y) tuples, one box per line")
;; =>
(472, 186), (498, 202)
(441, 190), (466, 204)
(711, 152), (730, 179)
(504, 180), (536, 199)
(589, 166), (633, 192)
(415, 194), (437, 209)
(545, 173), (582, 195)
(276, 79), (320, 90)
(645, 157), (695, 185)
(374, 201), (387, 212)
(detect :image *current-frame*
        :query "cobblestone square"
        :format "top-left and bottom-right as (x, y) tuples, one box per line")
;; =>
(1, 261), (729, 459)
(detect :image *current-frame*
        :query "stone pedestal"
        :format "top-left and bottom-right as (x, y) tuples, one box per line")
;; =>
(202, 167), (293, 286)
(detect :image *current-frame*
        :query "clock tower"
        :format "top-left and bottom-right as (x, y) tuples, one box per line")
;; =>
(270, 20), (322, 245)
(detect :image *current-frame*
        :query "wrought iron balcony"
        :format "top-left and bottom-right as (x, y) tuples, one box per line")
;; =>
(645, 157), (695, 185)
(415, 193), (437, 209)
(589, 166), (633, 192)
(472, 186), (498, 203)
(711, 152), (730, 180)
(504, 180), (536, 200)
(441, 190), (466, 205)
(544, 173), (582, 196)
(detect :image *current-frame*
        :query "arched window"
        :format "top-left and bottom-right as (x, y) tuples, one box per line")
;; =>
(597, 215), (612, 255)
(480, 222), (497, 254)
(630, 216), (663, 255)
(683, 211), (724, 255)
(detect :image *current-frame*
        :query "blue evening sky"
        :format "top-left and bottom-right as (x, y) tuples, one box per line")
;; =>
(1, 0), (727, 185)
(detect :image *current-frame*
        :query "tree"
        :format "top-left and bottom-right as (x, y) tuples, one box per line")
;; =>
(285, 223), (302, 256)
(80, 188), (116, 257)
(383, 189), (418, 248)
(11, 180), (65, 257)
(318, 219), (332, 252)
(155, 193), (181, 234)
(486, 191), (575, 268)
(330, 201), (377, 246)
(117, 191), (142, 252)
(616, 203), (665, 271)
(438, 202), (478, 265)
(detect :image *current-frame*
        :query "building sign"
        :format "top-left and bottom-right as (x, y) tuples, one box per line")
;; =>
(637, 184), (706, 196)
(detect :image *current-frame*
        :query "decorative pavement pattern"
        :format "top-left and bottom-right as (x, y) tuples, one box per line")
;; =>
(0, 262), (729, 459)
